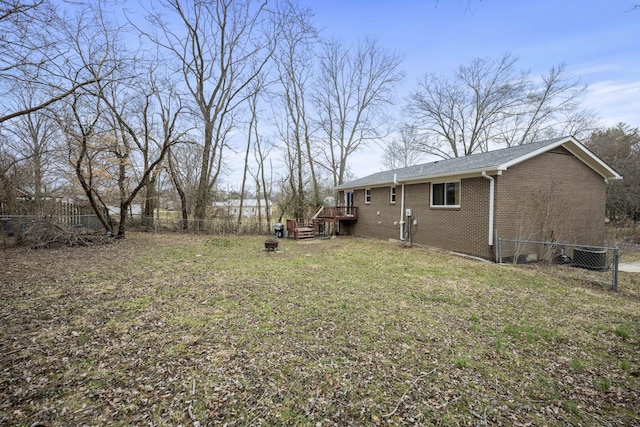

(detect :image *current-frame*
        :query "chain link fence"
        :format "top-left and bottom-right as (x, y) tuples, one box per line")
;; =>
(497, 238), (620, 292)
(127, 216), (275, 237)
(2, 215), (277, 238)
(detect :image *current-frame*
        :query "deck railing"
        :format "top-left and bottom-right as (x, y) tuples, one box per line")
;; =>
(314, 206), (358, 221)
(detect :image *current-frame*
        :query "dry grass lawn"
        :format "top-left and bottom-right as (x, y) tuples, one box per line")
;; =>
(1, 233), (639, 426)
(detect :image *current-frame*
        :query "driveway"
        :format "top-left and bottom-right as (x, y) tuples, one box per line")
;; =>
(619, 261), (640, 273)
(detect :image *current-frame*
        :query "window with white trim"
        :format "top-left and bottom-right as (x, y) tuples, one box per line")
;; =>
(390, 187), (396, 204)
(365, 188), (371, 204)
(431, 181), (460, 207)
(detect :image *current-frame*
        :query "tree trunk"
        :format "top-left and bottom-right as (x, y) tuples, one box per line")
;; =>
(74, 141), (113, 234)
(143, 168), (161, 227)
(168, 149), (189, 230)
(194, 116), (215, 220)
(117, 157), (127, 238)
(238, 134), (252, 232)
(1, 172), (21, 241)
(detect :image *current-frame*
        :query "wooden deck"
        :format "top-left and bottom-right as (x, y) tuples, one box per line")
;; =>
(314, 206), (358, 222)
(286, 206), (358, 240)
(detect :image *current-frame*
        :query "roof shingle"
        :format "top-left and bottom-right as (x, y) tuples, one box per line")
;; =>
(335, 136), (618, 189)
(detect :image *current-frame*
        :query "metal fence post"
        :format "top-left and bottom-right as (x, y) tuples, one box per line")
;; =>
(613, 246), (619, 292)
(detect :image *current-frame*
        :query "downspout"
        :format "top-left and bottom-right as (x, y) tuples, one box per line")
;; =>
(395, 173), (405, 241)
(481, 171), (494, 246)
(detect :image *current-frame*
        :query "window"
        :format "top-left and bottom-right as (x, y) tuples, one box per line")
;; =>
(390, 187), (396, 204)
(431, 182), (460, 207)
(365, 188), (371, 204)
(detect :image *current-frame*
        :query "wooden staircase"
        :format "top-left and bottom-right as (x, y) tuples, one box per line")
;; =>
(286, 219), (315, 240)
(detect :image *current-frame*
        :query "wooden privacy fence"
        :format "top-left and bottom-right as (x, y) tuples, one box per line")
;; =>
(0, 200), (94, 217)
(1, 215), (104, 235)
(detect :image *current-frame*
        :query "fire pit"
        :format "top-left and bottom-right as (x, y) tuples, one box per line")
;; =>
(264, 239), (279, 252)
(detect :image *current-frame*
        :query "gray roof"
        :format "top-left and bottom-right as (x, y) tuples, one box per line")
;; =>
(335, 136), (621, 190)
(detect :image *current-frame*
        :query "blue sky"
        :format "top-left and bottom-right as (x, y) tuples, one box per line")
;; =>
(293, 0), (639, 178)
(113, 1), (637, 186)
(300, 0), (639, 126)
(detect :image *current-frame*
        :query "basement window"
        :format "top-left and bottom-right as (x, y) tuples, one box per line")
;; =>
(431, 182), (460, 207)
(365, 188), (371, 204)
(390, 187), (396, 204)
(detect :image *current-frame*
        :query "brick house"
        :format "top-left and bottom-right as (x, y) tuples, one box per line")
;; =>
(334, 136), (621, 260)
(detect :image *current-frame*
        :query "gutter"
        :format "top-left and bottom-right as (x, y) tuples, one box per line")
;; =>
(481, 171), (495, 246)
(395, 173), (405, 241)
(334, 167), (505, 191)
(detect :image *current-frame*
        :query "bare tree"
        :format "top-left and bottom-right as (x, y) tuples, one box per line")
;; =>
(62, 90), (114, 233)
(314, 37), (404, 186)
(494, 64), (596, 147)
(237, 77), (270, 230)
(82, 29), (195, 238)
(407, 54), (594, 159)
(272, 1), (319, 216)
(0, 141), (31, 240)
(49, 4), (128, 234)
(146, 0), (278, 221)
(250, 136), (274, 232)
(382, 124), (426, 170)
(62, 75), (185, 238)
(407, 54), (526, 158)
(4, 89), (60, 212)
(50, 3), (186, 238)
(166, 144), (197, 230)
(244, 82), (275, 232)
(273, 108), (304, 219)
(0, 1), (114, 124)
(0, 142), (18, 211)
(274, 111), (314, 219)
(137, 67), (189, 226)
(585, 123), (640, 220)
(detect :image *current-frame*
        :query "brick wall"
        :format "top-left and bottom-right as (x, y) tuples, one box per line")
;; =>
(346, 187), (403, 240)
(406, 178), (491, 257)
(495, 147), (606, 247)
(343, 178), (492, 258)
(340, 147), (607, 259)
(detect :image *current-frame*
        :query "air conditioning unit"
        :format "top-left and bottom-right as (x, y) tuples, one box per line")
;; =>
(573, 247), (607, 272)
